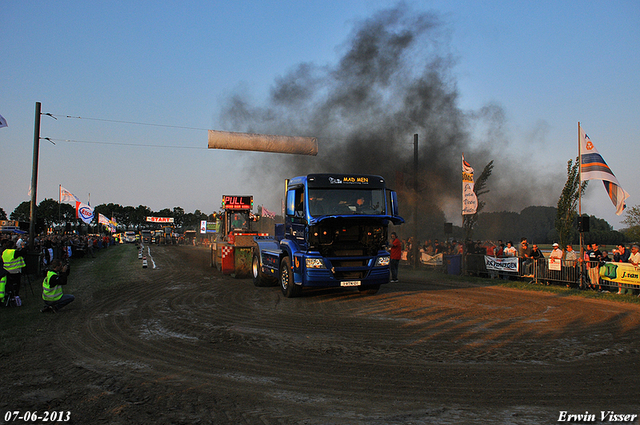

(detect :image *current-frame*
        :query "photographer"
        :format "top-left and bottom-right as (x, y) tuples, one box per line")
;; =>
(41, 259), (74, 313)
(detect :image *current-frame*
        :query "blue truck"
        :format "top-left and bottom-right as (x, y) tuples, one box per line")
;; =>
(251, 174), (404, 297)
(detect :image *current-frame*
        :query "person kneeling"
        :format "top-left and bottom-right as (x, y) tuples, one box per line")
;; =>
(41, 259), (74, 313)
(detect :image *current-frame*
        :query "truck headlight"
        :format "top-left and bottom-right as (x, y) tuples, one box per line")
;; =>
(376, 256), (390, 267)
(306, 258), (326, 269)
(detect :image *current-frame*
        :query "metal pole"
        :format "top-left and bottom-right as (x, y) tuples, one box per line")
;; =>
(29, 102), (41, 249)
(413, 134), (419, 269)
(578, 122), (584, 289)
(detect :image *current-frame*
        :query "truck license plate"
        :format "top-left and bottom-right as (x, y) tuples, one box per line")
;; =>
(340, 280), (361, 287)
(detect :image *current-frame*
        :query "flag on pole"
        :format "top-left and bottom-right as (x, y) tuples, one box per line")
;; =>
(580, 125), (629, 215)
(262, 206), (276, 219)
(109, 217), (118, 233)
(462, 154), (478, 215)
(76, 201), (94, 224)
(60, 186), (80, 205)
(0, 114), (7, 129)
(98, 213), (110, 226)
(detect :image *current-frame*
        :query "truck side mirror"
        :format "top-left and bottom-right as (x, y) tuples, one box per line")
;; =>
(388, 190), (400, 217)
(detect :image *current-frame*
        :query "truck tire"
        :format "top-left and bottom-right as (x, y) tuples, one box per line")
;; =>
(280, 256), (301, 298)
(358, 284), (381, 295)
(252, 252), (272, 287)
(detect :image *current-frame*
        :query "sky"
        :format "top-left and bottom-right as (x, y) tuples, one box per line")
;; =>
(1, 0), (638, 231)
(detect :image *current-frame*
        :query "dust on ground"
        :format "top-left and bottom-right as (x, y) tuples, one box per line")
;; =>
(2, 244), (640, 424)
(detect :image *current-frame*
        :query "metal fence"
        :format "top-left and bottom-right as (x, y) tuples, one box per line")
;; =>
(461, 254), (639, 294)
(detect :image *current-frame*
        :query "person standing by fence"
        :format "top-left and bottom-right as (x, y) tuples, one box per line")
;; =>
(548, 243), (563, 285)
(588, 243), (603, 291)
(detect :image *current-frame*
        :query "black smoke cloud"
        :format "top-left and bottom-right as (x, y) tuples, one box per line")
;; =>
(218, 3), (558, 237)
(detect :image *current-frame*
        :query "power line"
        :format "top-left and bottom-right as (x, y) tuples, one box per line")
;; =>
(49, 114), (210, 131)
(45, 138), (208, 150)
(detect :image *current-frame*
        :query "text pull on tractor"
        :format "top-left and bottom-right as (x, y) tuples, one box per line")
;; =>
(252, 174), (404, 297)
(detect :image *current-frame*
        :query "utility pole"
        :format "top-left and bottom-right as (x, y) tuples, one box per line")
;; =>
(29, 102), (41, 249)
(413, 134), (419, 269)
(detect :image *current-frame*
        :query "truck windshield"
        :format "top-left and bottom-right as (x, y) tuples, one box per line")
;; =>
(308, 188), (385, 216)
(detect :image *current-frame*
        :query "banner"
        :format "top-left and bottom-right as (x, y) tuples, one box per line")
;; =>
(146, 217), (174, 223)
(98, 213), (110, 225)
(580, 124), (629, 215)
(485, 256), (519, 272)
(421, 252), (443, 266)
(462, 154), (478, 215)
(76, 201), (94, 224)
(60, 186), (80, 205)
(600, 262), (640, 287)
(548, 258), (562, 271)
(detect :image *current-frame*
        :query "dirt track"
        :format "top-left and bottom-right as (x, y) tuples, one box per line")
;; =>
(4, 244), (640, 424)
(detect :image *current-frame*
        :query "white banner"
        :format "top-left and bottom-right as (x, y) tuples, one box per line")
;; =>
(421, 252), (443, 266)
(462, 154), (478, 215)
(485, 256), (519, 272)
(548, 258), (562, 271)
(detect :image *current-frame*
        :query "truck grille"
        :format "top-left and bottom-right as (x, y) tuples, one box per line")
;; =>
(332, 249), (364, 257)
(330, 258), (369, 280)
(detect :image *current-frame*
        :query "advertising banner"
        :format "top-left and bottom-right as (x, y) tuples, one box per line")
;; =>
(600, 262), (640, 287)
(421, 252), (443, 266)
(146, 217), (174, 223)
(485, 256), (519, 272)
(462, 154), (478, 215)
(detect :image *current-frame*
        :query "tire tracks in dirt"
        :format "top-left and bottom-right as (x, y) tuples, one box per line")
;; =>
(26, 245), (640, 423)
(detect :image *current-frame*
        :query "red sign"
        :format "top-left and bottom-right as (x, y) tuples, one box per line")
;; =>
(146, 217), (175, 223)
(222, 195), (252, 210)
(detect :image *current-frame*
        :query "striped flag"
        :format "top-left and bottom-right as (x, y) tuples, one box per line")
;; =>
(580, 125), (629, 215)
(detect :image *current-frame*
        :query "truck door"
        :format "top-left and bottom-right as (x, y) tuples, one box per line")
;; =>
(285, 186), (308, 249)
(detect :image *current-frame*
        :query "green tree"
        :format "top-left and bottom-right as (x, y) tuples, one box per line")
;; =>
(10, 201), (31, 223)
(134, 205), (152, 229)
(37, 198), (62, 230)
(555, 157), (587, 248)
(121, 206), (136, 229)
(172, 207), (185, 228)
(621, 205), (640, 243)
(0, 207), (7, 220)
(463, 160), (494, 241)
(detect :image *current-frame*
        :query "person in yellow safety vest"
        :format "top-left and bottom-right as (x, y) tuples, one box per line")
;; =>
(2, 239), (27, 303)
(41, 259), (74, 313)
(0, 264), (9, 304)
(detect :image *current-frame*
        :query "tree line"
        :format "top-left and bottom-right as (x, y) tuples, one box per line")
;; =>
(469, 206), (627, 245)
(1, 200), (210, 234)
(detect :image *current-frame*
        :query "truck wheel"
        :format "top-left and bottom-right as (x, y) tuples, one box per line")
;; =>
(280, 256), (301, 298)
(358, 284), (380, 295)
(252, 253), (269, 287)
